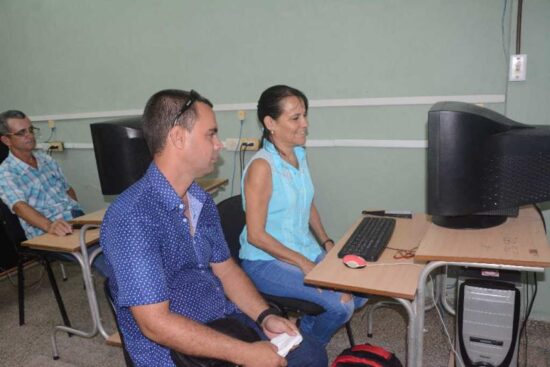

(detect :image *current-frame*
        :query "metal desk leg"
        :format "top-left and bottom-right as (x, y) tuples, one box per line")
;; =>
(366, 301), (400, 337)
(393, 298), (416, 367)
(438, 268), (456, 316)
(414, 261), (447, 367)
(51, 225), (109, 360)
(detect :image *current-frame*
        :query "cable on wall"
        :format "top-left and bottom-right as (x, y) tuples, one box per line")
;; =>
(516, 0), (523, 54)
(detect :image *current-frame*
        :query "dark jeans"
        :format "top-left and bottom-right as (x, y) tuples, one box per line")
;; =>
(170, 312), (328, 367)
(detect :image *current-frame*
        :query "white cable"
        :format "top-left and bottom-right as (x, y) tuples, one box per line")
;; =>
(230, 121), (244, 196)
(429, 274), (464, 367)
(366, 263), (424, 268)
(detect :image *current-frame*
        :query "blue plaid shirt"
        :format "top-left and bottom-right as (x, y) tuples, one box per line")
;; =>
(100, 163), (238, 367)
(0, 150), (82, 238)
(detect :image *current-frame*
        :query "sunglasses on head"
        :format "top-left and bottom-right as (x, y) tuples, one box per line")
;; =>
(172, 90), (202, 128)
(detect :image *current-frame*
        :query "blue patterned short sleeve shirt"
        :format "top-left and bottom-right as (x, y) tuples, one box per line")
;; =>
(100, 163), (238, 367)
(0, 150), (82, 238)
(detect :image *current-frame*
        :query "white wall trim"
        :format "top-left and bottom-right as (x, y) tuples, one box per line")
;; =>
(30, 94), (505, 122)
(306, 139), (427, 148)
(37, 139), (427, 150)
(308, 94), (504, 108)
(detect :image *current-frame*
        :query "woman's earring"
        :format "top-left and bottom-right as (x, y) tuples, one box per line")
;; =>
(270, 130), (275, 135)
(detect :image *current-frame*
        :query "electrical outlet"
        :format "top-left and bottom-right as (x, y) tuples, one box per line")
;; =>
(237, 110), (246, 121)
(224, 138), (260, 151)
(224, 138), (239, 151)
(239, 138), (259, 151)
(48, 141), (64, 152)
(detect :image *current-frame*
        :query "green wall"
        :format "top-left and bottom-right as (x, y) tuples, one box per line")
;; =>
(2, 1), (550, 320)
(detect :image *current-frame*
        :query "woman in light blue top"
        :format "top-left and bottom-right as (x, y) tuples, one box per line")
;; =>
(239, 85), (367, 346)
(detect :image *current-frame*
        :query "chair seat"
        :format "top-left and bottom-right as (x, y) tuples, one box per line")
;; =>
(262, 293), (325, 315)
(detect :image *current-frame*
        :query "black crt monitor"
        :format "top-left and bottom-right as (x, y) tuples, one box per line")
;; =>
(90, 117), (152, 195)
(427, 101), (550, 229)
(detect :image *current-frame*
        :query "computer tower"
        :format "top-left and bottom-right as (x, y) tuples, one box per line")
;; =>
(455, 269), (522, 367)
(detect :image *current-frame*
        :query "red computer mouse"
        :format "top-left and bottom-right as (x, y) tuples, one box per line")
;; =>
(342, 254), (367, 269)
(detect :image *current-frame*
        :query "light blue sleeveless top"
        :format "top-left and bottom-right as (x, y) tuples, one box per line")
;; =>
(239, 139), (322, 261)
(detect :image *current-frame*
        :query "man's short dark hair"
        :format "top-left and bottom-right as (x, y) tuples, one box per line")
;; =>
(142, 89), (213, 155)
(0, 110), (27, 136)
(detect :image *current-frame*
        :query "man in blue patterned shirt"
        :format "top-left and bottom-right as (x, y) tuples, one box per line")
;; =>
(0, 110), (108, 277)
(100, 90), (327, 367)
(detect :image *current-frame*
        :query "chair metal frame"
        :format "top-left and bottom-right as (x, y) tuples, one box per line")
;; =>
(0, 199), (71, 328)
(103, 279), (135, 367)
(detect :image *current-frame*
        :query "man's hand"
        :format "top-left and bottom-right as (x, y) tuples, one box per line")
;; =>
(240, 341), (287, 367)
(47, 219), (73, 236)
(261, 315), (299, 340)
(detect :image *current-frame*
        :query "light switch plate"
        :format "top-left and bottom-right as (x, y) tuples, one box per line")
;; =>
(509, 54), (527, 81)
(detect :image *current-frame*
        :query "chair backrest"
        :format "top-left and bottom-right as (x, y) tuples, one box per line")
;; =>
(217, 195), (245, 262)
(103, 279), (135, 367)
(0, 142), (8, 163)
(0, 199), (27, 249)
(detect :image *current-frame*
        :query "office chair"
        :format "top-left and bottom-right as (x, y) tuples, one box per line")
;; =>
(0, 199), (71, 328)
(217, 195), (355, 347)
(103, 279), (135, 367)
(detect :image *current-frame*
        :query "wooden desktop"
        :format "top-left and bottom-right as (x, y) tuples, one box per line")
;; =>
(70, 178), (229, 226)
(416, 206), (550, 267)
(306, 213), (431, 300)
(305, 206), (550, 367)
(21, 228), (100, 253)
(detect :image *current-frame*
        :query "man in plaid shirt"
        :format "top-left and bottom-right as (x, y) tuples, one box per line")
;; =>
(0, 110), (107, 276)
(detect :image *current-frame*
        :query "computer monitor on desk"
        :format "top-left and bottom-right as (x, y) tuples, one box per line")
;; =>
(427, 101), (550, 229)
(90, 117), (152, 195)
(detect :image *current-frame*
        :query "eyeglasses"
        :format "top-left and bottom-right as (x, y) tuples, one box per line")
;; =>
(4, 126), (40, 138)
(172, 90), (201, 129)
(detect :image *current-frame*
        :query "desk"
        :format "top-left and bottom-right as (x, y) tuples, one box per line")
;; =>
(306, 213), (431, 367)
(413, 207), (550, 367)
(21, 226), (103, 359)
(305, 207), (550, 367)
(197, 177), (229, 194)
(70, 178), (229, 226)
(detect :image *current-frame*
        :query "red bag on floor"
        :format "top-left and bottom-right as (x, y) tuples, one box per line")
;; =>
(332, 343), (403, 367)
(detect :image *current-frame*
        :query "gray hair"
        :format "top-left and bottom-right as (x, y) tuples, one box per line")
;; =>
(0, 110), (27, 136)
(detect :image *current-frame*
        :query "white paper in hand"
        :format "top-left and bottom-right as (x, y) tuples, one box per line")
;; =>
(270, 332), (303, 357)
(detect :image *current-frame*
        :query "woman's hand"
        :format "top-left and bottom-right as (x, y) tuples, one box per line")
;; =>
(324, 241), (335, 252)
(297, 257), (316, 275)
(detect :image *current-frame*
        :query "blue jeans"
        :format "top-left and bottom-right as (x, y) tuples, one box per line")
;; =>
(242, 254), (368, 346)
(230, 312), (328, 367)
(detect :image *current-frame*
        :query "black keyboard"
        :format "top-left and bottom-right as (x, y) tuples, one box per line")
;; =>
(337, 216), (396, 262)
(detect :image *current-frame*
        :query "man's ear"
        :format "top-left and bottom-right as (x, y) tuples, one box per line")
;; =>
(0, 135), (11, 148)
(168, 125), (188, 150)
